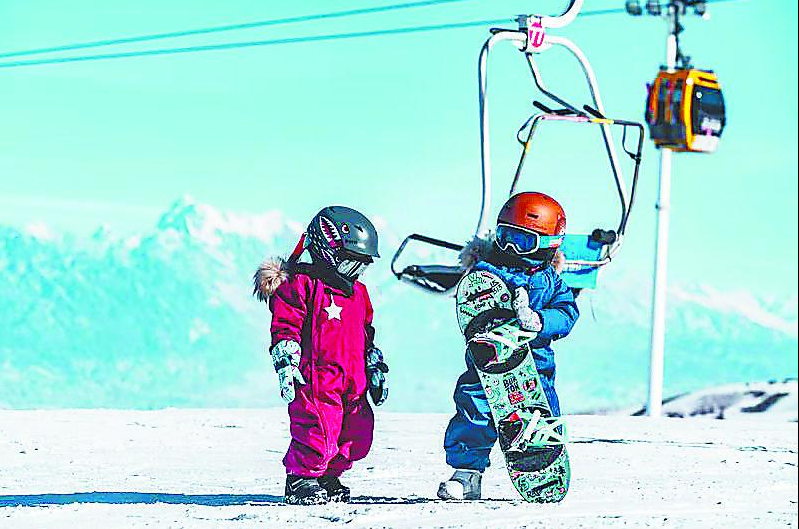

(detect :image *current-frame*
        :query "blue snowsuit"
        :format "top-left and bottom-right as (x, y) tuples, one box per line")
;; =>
(444, 260), (579, 472)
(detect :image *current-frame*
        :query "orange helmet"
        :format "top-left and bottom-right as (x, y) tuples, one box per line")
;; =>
(497, 192), (566, 237)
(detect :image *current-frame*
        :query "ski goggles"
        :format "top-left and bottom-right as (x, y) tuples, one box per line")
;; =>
(495, 223), (564, 256)
(336, 251), (373, 278)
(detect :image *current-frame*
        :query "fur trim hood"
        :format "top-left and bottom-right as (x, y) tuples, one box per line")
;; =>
(252, 257), (290, 303)
(252, 255), (357, 302)
(459, 233), (495, 270)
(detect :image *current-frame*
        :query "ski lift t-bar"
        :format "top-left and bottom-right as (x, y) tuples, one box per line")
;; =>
(475, 0), (631, 260)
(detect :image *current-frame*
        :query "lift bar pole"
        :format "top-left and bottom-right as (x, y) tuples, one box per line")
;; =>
(647, 4), (680, 418)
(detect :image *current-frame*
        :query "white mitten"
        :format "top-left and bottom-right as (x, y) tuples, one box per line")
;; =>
(512, 287), (542, 332)
(271, 340), (306, 403)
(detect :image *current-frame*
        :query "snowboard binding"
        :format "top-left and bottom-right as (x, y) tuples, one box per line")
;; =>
(468, 326), (534, 374)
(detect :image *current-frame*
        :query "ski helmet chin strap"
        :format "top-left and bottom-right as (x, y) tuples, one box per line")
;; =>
(519, 257), (548, 274)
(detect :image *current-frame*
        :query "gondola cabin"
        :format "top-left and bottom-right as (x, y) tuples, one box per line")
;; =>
(645, 69), (725, 153)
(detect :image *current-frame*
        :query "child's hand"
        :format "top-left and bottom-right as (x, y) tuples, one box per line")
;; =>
(271, 340), (306, 403)
(366, 347), (389, 406)
(512, 287), (543, 332)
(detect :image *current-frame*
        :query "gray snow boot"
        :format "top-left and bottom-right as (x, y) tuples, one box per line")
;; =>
(317, 475), (351, 503)
(437, 469), (482, 500)
(284, 475), (328, 505)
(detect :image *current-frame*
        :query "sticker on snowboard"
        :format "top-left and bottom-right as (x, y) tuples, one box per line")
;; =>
(455, 269), (570, 503)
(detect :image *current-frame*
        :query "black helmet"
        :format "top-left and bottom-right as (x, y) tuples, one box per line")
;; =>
(306, 206), (379, 279)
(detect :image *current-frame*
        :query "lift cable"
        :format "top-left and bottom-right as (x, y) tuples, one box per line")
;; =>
(0, 0), (479, 60)
(0, 0), (747, 70)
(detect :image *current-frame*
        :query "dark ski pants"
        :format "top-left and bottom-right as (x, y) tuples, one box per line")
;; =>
(443, 346), (560, 472)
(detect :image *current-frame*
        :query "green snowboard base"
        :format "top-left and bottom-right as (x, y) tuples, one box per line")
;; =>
(455, 269), (570, 503)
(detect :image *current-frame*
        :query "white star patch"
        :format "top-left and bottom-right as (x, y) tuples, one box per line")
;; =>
(324, 297), (343, 320)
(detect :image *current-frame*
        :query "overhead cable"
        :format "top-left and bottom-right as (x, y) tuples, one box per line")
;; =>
(0, 0), (478, 59)
(0, 0), (748, 70)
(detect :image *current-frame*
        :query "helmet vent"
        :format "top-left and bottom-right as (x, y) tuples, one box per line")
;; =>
(527, 213), (540, 219)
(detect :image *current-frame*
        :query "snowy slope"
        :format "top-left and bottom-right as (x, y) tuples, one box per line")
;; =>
(0, 408), (796, 528)
(0, 198), (796, 411)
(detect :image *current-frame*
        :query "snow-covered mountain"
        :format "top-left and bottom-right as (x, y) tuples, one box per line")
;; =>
(0, 198), (796, 412)
(624, 378), (798, 421)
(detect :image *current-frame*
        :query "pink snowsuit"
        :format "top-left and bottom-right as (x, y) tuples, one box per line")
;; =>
(269, 270), (375, 478)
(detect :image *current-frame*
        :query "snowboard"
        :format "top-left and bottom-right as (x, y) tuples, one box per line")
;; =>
(455, 269), (570, 503)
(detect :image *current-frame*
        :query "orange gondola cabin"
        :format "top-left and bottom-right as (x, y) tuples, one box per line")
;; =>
(645, 68), (726, 153)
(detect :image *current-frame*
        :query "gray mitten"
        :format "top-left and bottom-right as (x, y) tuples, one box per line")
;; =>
(365, 347), (389, 406)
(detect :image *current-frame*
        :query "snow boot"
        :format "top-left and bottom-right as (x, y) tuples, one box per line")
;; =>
(318, 475), (351, 503)
(284, 475), (328, 505)
(437, 469), (482, 500)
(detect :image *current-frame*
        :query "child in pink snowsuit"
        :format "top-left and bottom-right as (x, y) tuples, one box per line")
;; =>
(253, 206), (388, 505)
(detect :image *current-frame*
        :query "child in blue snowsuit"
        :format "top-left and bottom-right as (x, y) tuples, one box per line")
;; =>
(438, 192), (579, 500)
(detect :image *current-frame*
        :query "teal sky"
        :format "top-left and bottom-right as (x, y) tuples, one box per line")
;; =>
(0, 0), (796, 298)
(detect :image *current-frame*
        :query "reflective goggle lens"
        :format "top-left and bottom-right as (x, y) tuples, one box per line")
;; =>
(496, 224), (540, 254)
(495, 224), (563, 255)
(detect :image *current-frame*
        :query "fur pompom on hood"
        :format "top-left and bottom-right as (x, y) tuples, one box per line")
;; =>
(252, 257), (290, 303)
(459, 233), (495, 271)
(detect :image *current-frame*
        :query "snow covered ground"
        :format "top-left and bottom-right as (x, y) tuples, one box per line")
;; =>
(0, 409), (796, 528)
